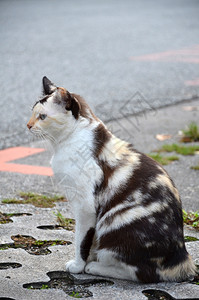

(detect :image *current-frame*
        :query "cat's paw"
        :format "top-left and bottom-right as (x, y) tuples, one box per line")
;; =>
(85, 262), (99, 275)
(66, 260), (85, 274)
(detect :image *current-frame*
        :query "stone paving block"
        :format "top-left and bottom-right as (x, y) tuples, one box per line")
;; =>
(0, 201), (199, 299)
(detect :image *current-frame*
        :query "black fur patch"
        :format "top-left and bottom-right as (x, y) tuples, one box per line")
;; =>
(136, 261), (160, 283)
(32, 95), (50, 109)
(97, 205), (188, 283)
(80, 227), (95, 261)
(93, 123), (112, 158)
(65, 92), (80, 119)
(43, 76), (56, 95)
(97, 152), (164, 220)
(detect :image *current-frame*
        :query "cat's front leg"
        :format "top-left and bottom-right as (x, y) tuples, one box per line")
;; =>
(66, 210), (96, 274)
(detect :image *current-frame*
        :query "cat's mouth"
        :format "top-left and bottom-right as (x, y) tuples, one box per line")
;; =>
(29, 128), (44, 138)
(29, 128), (55, 143)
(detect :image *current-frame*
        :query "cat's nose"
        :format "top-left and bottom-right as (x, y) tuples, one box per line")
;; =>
(27, 122), (32, 130)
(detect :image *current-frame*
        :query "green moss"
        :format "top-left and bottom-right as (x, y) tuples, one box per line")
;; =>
(41, 284), (49, 289)
(0, 212), (13, 224)
(69, 291), (81, 298)
(159, 143), (199, 155)
(191, 165), (199, 170)
(34, 240), (45, 246)
(148, 153), (179, 165)
(184, 236), (199, 242)
(0, 245), (10, 250)
(2, 192), (66, 208)
(0, 235), (71, 255)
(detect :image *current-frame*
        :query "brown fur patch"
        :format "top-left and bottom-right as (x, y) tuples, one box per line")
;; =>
(58, 87), (66, 97)
(71, 93), (98, 120)
(97, 152), (164, 219)
(95, 162), (118, 196)
(27, 116), (37, 129)
(93, 123), (112, 158)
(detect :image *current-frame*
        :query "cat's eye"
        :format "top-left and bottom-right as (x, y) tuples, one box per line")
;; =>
(39, 114), (47, 120)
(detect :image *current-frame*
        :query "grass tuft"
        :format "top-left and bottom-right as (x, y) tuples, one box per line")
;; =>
(181, 122), (199, 142)
(2, 192), (66, 208)
(184, 236), (199, 242)
(54, 211), (75, 231)
(41, 284), (49, 289)
(148, 153), (179, 165)
(183, 210), (199, 230)
(69, 291), (81, 298)
(191, 165), (199, 170)
(157, 143), (199, 156)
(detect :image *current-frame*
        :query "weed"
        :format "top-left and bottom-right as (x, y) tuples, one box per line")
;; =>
(157, 143), (199, 155)
(148, 153), (179, 165)
(0, 212), (13, 224)
(69, 291), (81, 298)
(0, 234), (71, 255)
(184, 236), (199, 242)
(2, 192), (66, 208)
(181, 122), (199, 142)
(191, 165), (199, 170)
(53, 211), (75, 231)
(183, 210), (199, 230)
(34, 240), (45, 246)
(41, 284), (49, 289)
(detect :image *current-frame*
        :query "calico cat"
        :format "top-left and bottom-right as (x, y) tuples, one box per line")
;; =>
(27, 76), (196, 283)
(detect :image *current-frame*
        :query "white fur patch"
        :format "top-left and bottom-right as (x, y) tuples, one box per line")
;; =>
(158, 254), (196, 281)
(97, 201), (168, 237)
(149, 173), (180, 202)
(97, 151), (141, 207)
(99, 136), (139, 166)
(97, 201), (137, 229)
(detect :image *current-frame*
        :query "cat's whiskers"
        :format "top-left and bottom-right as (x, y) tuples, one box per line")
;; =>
(40, 131), (55, 151)
(28, 105), (33, 111)
(44, 132), (56, 144)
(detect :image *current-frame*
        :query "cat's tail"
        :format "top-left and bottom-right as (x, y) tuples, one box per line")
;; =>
(158, 252), (197, 282)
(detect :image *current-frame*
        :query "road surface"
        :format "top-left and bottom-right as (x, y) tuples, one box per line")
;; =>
(0, 0), (199, 149)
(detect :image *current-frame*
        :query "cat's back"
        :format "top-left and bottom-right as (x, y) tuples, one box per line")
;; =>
(95, 135), (181, 215)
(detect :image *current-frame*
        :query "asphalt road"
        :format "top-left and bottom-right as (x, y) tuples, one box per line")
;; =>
(0, 0), (199, 149)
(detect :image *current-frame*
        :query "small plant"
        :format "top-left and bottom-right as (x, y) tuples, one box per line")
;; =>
(69, 291), (81, 298)
(184, 236), (199, 242)
(53, 211), (75, 231)
(181, 122), (199, 142)
(148, 153), (179, 165)
(183, 210), (199, 230)
(0, 212), (13, 224)
(41, 284), (49, 289)
(34, 240), (45, 246)
(0, 234), (71, 255)
(27, 286), (34, 290)
(157, 143), (199, 155)
(191, 164), (199, 170)
(2, 192), (66, 208)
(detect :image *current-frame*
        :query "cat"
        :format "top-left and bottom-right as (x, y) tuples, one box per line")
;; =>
(27, 76), (196, 283)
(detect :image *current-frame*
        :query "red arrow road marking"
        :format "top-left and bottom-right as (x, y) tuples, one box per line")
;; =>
(0, 147), (53, 176)
(185, 78), (199, 86)
(130, 45), (199, 63)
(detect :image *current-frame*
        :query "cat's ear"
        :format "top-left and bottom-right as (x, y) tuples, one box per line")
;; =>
(64, 91), (81, 119)
(42, 76), (57, 95)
